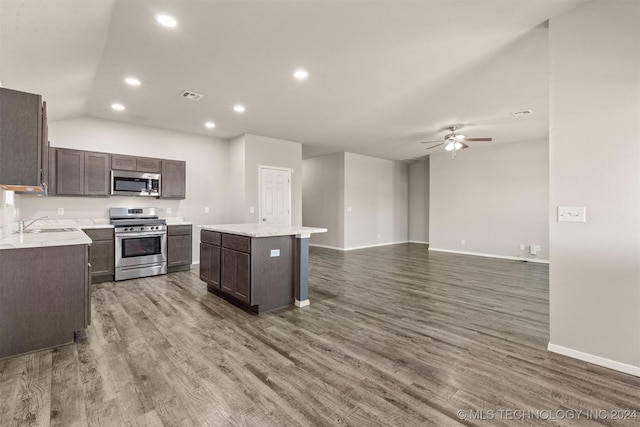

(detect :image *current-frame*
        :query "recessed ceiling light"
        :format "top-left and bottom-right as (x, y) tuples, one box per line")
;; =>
(125, 77), (141, 86)
(205, 122), (216, 129)
(293, 69), (309, 80)
(233, 105), (246, 113)
(156, 14), (177, 28)
(111, 103), (125, 111)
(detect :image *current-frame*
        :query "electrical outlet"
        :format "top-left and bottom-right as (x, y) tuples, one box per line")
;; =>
(167, 207), (172, 214)
(377, 233), (381, 239)
(534, 245), (541, 252)
(57, 207), (64, 216)
(461, 239), (465, 245)
(204, 207), (209, 214)
(519, 243), (525, 250)
(250, 207), (255, 213)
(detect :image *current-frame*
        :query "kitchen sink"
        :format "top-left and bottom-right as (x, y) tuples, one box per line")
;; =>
(21, 228), (77, 234)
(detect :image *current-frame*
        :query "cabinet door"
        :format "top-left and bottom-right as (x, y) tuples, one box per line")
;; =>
(111, 154), (137, 171)
(56, 148), (84, 195)
(200, 243), (212, 283)
(84, 228), (114, 283)
(234, 251), (250, 303)
(0, 87), (42, 187)
(90, 240), (114, 277)
(200, 243), (221, 288)
(136, 157), (161, 173)
(168, 234), (192, 267)
(161, 160), (186, 199)
(221, 248), (250, 304)
(84, 152), (110, 196)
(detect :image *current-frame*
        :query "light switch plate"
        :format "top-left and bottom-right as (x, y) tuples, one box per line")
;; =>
(57, 207), (64, 216)
(270, 249), (280, 257)
(558, 206), (586, 222)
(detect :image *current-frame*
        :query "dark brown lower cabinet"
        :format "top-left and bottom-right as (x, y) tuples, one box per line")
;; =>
(84, 228), (114, 283)
(167, 225), (192, 272)
(221, 248), (250, 304)
(200, 243), (221, 290)
(0, 244), (90, 359)
(200, 230), (293, 314)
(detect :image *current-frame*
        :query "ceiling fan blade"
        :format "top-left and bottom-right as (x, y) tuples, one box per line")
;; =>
(425, 143), (444, 151)
(419, 139), (442, 144)
(463, 137), (492, 142)
(460, 143), (470, 150)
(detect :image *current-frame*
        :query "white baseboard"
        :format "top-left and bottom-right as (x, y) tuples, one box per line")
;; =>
(548, 343), (640, 377)
(310, 241), (411, 251)
(192, 261), (200, 265)
(295, 299), (310, 308)
(309, 243), (345, 251)
(408, 240), (429, 245)
(428, 247), (549, 264)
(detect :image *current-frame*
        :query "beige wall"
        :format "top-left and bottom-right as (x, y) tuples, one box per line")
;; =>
(549, 0), (640, 372)
(409, 159), (429, 243)
(228, 135), (246, 223)
(16, 117), (229, 262)
(302, 153), (345, 248)
(429, 138), (549, 261)
(302, 151), (409, 250)
(344, 152), (409, 249)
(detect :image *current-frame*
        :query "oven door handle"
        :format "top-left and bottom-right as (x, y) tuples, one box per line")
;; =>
(115, 231), (166, 238)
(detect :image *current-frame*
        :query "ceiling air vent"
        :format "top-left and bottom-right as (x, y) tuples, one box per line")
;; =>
(511, 109), (534, 117)
(179, 90), (204, 101)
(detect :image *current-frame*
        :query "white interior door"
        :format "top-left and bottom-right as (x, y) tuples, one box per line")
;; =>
(259, 166), (291, 225)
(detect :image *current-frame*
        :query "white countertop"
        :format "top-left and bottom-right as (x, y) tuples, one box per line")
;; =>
(199, 223), (327, 238)
(0, 219), (112, 250)
(0, 228), (92, 250)
(164, 218), (193, 226)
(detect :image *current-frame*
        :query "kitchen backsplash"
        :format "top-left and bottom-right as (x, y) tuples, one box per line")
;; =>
(0, 189), (18, 238)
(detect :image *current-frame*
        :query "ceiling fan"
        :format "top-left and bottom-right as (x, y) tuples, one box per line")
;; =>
(420, 126), (492, 156)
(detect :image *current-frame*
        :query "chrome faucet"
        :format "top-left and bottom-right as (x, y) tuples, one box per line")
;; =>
(18, 216), (49, 233)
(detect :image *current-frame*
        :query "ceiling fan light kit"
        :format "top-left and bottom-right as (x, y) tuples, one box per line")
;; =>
(420, 125), (492, 158)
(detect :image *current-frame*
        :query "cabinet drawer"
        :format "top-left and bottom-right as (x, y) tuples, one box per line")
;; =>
(84, 228), (114, 241)
(201, 230), (221, 246)
(222, 233), (251, 253)
(168, 225), (192, 236)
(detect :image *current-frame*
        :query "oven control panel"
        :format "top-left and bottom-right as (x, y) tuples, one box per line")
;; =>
(115, 224), (167, 233)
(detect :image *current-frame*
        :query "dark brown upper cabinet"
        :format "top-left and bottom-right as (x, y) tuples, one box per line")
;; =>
(161, 159), (186, 199)
(112, 154), (161, 173)
(53, 148), (110, 196)
(0, 87), (49, 193)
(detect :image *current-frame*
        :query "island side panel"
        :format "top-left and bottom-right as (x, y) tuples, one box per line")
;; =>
(250, 236), (294, 313)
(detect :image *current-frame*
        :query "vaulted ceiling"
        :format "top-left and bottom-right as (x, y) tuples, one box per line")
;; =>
(0, 0), (588, 160)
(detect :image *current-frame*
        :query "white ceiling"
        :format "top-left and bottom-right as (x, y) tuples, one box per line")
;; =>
(0, 0), (588, 160)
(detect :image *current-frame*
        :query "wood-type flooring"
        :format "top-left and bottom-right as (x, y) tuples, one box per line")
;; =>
(1, 243), (639, 426)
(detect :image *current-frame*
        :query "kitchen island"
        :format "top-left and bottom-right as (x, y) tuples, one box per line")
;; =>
(199, 224), (326, 313)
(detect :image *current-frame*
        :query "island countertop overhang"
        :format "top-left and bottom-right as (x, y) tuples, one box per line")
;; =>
(199, 223), (327, 238)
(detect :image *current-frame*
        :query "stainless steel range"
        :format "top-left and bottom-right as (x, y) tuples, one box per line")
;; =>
(110, 207), (167, 281)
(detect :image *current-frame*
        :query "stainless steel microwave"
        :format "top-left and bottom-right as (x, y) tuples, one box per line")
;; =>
(111, 170), (161, 197)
